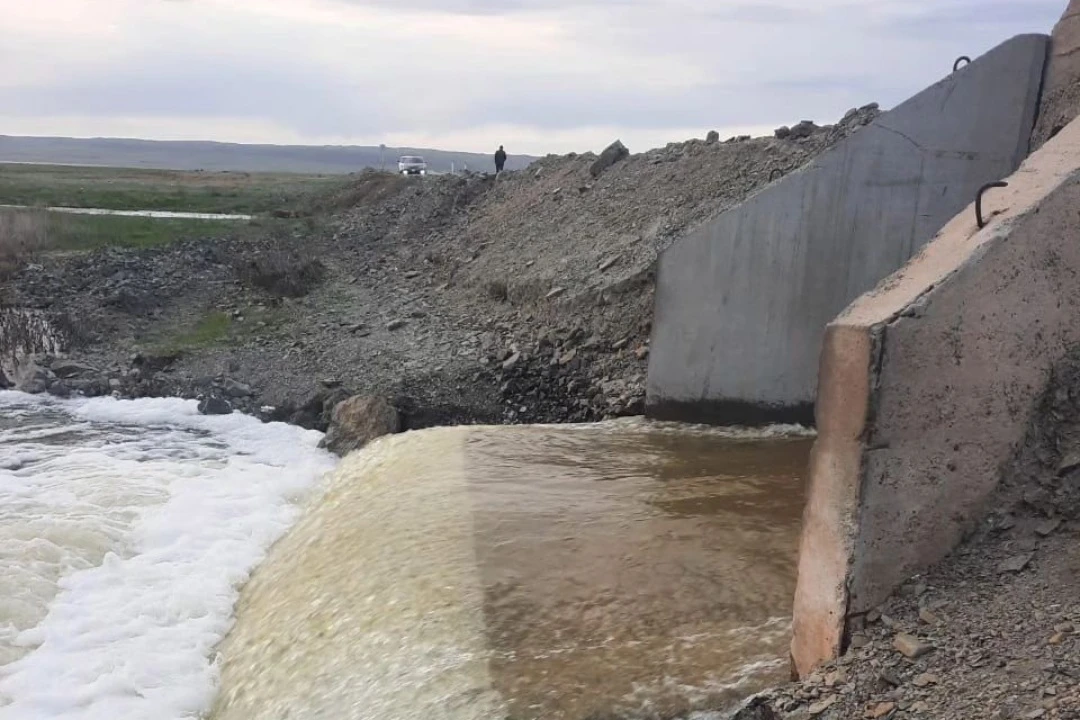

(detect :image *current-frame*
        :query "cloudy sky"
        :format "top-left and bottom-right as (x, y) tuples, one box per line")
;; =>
(1, 0), (1065, 155)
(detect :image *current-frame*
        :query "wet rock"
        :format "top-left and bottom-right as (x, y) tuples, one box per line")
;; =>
(198, 396), (233, 415)
(46, 381), (71, 398)
(278, 388), (344, 431)
(69, 376), (110, 397)
(50, 360), (99, 379)
(318, 387), (352, 427)
(893, 633), (934, 658)
(222, 379), (254, 398)
(589, 140), (629, 177)
(14, 362), (51, 395)
(731, 696), (782, 720)
(320, 395), (401, 456)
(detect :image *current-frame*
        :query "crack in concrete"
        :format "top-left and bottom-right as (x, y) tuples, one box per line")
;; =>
(874, 123), (925, 152)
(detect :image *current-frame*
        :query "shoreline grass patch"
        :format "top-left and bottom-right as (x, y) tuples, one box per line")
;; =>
(46, 214), (245, 251)
(156, 312), (232, 355)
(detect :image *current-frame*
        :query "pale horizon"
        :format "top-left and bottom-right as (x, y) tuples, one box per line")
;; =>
(2, 0), (1065, 157)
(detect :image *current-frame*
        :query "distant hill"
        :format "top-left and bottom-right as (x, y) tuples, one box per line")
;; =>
(0, 136), (537, 175)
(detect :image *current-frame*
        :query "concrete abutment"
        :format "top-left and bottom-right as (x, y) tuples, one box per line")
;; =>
(791, 117), (1080, 677)
(646, 34), (1049, 425)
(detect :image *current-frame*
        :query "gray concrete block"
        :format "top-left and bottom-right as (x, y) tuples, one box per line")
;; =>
(791, 117), (1080, 676)
(646, 33), (1049, 425)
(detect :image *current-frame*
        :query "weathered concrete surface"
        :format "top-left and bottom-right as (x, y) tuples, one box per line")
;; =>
(791, 117), (1080, 678)
(646, 34), (1048, 425)
(1032, 0), (1080, 150)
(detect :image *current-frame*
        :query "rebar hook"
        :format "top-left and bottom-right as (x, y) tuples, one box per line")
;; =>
(953, 56), (971, 72)
(976, 181), (1008, 229)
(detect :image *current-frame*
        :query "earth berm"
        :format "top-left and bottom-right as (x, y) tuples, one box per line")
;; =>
(4, 107), (880, 437)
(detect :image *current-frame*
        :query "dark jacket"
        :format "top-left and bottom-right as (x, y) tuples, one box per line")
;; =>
(495, 149), (507, 165)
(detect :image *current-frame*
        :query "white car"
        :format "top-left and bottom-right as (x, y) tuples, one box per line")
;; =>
(398, 156), (427, 176)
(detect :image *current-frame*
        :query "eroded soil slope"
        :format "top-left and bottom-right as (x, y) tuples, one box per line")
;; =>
(6, 108), (879, 428)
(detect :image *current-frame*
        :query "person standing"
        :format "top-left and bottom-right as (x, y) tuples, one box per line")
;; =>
(494, 145), (507, 174)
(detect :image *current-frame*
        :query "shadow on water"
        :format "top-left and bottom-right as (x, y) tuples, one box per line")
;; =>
(465, 425), (811, 719)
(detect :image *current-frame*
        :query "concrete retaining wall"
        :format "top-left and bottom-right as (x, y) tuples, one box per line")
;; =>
(791, 117), (1080, 677)
(646, 34), (1048, 425)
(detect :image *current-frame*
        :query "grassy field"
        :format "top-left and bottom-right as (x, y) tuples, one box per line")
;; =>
(0, 207), (256, 253)
(0, 163), (349, 214)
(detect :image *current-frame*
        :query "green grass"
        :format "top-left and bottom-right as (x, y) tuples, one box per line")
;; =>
(46, 213), (248, 251)
(149, 305), (288, 356)
(0, 163), (349, 215)
(1, 206), (321, 255)
(157, 312), (232, 354)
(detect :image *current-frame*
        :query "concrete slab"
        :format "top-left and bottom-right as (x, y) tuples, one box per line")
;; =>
(791, 116), (1080, 677)
(646, 34), (1048, 425)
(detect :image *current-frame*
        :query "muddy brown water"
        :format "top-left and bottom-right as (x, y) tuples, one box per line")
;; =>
(209, 421), (812, 720)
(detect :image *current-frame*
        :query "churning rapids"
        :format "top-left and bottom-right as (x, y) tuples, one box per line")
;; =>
(0, 391), (813, 720)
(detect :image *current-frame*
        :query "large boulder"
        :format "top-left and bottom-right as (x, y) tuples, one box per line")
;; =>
(1032, 0), (1080, 149)
(198, 395), (233, 416)
(13, 360), (52, 395)
(320, 395), (401, 456)
(788, 119), (819, 139)
(589, 140), (629, 177)
(277, 386), (350, 430)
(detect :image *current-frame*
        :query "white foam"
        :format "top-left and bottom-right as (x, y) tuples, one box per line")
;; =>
(0, 392), (337, 720)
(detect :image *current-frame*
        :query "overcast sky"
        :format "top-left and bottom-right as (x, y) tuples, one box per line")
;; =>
(1, 0), (1065, 155)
